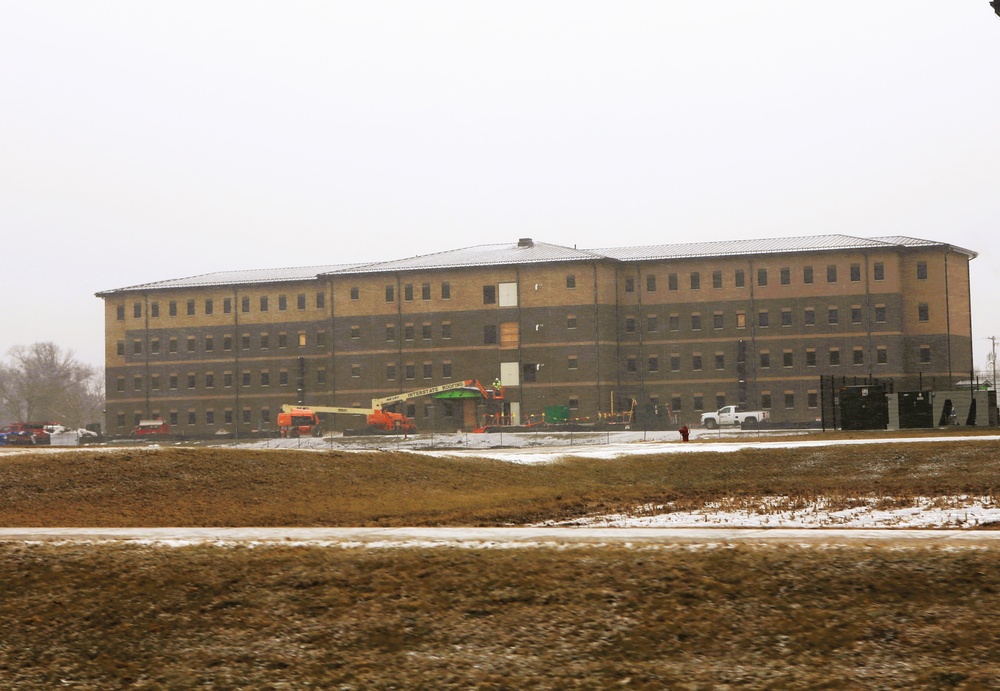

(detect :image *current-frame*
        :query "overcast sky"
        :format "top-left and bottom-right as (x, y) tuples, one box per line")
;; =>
(2, 1), (999, 371)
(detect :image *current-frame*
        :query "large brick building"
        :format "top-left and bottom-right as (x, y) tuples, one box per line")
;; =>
(97, 234), (976, 436)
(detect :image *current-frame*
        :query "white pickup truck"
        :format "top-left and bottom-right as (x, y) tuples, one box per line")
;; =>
(700, 405), (769, 429)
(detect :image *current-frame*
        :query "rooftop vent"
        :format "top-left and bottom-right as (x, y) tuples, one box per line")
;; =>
(518, 238), (534, 248)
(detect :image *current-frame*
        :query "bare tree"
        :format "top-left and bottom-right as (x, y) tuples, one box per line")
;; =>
(0, 343), (104, 428)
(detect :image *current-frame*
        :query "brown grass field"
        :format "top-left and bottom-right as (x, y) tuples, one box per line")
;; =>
(2, 439), (1000, 687)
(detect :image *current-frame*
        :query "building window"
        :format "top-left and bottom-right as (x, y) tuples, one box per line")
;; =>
(223, 297), (232, 314)
(668, 273), (678, 291)
(222, 335), (231, 351)
(169, 300), (178, 317)
(439, 282), (451, 300)
(781, 310), (792, 327)
(568, 356), (578, 370)
(150, 302), (159, 318)
(350, 287), (359, 300)
(758, 311), (769, 328)
(483, 285), (496, 304)
(317, 292), (326, 309)
(484, 325), (497, 344)
(715, 394), (726, 410)
(386, 364), (396, 381)
(669, 315), (680, 331)
(828, 307), (839, 325)
(500, 322), (519, 348)
(647, 315), (659, 332)
(736, 312), (746, 329)
(671, 395), (682, 412)
(151, 375), (160, 390)
(184, 299), (193, 316)
(806, 349), (816, 367)
(691, 314), (701, 331)
(918, 303), (929, 322)
(223, 372), (232, 388)
(260, 296), (269, 312)
(170, 374), (178, 390)
(808, 392), (819, 409)
(803, 266), (814, 284)
(133, 339), (143, 355)
(626, 356), (637, 373)
(850, 264), (861, 282)
(784, 392), (795, 409)
(877, 347), (888, 364)
(242, 371), (251, 387)
(780, 268), (790, 285)
(351, 364), (361, 378)
(715, 353), (725, 370)
(386, 285), (395, 302)
(804, 309), (815, 327)
(689, 272), (699, 290)
(150, 338), (160, 354)
(713, 313), (723, 330)
(134, 303), (142, 318)
(668, 354), (680, 372)
(386, 325), (395, 341)
(297, 294), (306, 310)
(647, 275), (657, 292)
(829, 348), (840, 366)
(875, 305), (886, 323)
(405, 364), (415, 380)
(298, 333), (307, 347)
(278, 333), (287, 349)
(761, 393), (772, 409)
(692, 354), (702, 371)
(404, 324), (414, 341)
(917, 262), (928, 280)
(713, 271), (722, 289)
(567, 315), (577, 330)
(648, 356), (658, 373)
(276, 295), (286, 311)
(205, 373), (214, 388)
(186, 373), (196, 389)
(566, 274), (576, 289)
(187, 337), (196, 353)
(441, 322), (452, 339)
(693, 395), (704, 411)
(404, 284), (414, 301)
(874, 262), (885, 281)
(224, 410), (233, 424)
(316, 331), (327, 347)
(920, 345), (931, 364)
(259, 334), (268, 350)
(442, 362), (452, 378)
(241, 334), (250, 350)
(423, 363), (432, 379)
(757, 268), (767, 287)
(204, 299), (213, 316)
(422, 323), (432, 340)
(783, 351), (793, 368)
(117, 340), (125, 356)
(827, 265), (837, 283)
(735, 270), (745, 288)
(851, 307), (863, 324)
(760, 351), (770, 369)
(625, 317), (636, 333)
(279, 371), (289, 386)
(625, 277), (635, 293)
(116, 305), (125, 321)
(241, 296), (250, 313)
(421, 283), (431, 300)
(853, 348), (864, 365)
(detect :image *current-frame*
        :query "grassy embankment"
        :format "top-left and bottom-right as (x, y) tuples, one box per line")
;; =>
(0, 440), (998, 526)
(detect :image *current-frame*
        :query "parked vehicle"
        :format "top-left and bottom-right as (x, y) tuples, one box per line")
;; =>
(700, 405), (770, 429)
(0, 422), (53, 445)
(132, 419), (171, 437)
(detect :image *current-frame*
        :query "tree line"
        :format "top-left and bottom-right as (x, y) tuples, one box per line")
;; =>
(0, 343), (104, 430)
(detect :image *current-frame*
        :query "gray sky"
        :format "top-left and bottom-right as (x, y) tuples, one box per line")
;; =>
(2, 1), (999, 371)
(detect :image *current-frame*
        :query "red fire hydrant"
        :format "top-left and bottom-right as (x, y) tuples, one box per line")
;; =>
(679, 425), (690, 442)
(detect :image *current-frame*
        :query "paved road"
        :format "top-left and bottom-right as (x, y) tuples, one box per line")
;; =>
(2, 526), (1000, 547)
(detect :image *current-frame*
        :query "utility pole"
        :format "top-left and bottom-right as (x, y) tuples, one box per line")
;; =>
(987, 336), (998, 391)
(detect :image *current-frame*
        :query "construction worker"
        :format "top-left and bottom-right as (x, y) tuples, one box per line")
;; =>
(493, 377), (502, 395)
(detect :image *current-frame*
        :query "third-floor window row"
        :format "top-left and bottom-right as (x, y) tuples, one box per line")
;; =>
(117, 330), (326, 356)
(622, 304), (893, 335)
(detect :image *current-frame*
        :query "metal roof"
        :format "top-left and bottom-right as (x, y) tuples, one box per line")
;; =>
(596, 234), (901, 262)
(96, 234), (976, 296)
(96, 263), (362, 296)
(330, 240), (606, 275)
